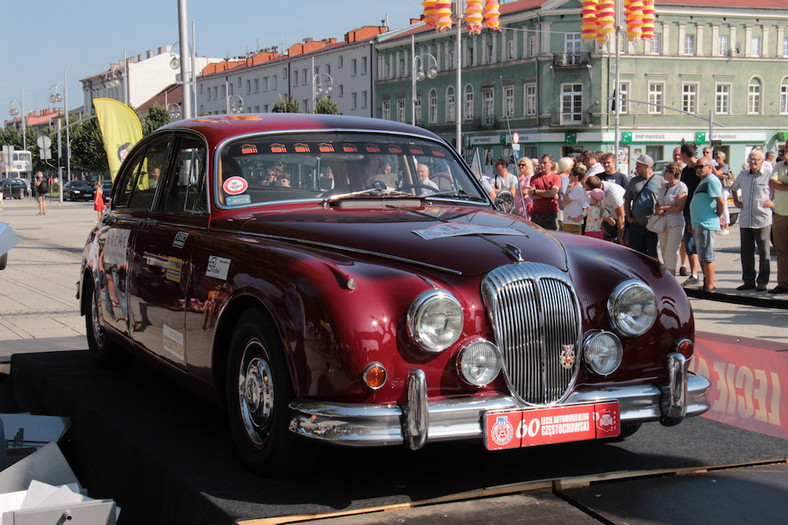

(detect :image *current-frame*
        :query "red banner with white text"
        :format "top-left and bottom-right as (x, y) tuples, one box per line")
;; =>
(691, 332), (787, 441)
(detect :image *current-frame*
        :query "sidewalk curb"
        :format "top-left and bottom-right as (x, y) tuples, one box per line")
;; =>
(684, 288), (788, 309)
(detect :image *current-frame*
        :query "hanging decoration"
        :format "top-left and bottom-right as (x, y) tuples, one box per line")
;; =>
(421, 0), (501, 34)
(641, 0), (656, 39)
(465, 0), (483, 35)
(582, 0), (655, 43)
(434, 2), (454, 32)
(581, 0), (599, 40)
(422, 1), (438, 27)
(482, 0), (501, 31)
(625, 0), (644, 41)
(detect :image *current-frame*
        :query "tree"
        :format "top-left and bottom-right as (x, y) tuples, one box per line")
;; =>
(143, 103), (171, 135)
(69, 117), (109, 174)
(271, 94), (300, 113)
(313, 96), (340, 115)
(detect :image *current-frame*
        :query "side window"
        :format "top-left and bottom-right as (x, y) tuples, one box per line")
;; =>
(115, 137), (171, 210)
(162, 136), (207, 214)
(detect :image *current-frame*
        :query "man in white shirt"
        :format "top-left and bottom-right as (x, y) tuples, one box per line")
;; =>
(585, 175), (625, 243)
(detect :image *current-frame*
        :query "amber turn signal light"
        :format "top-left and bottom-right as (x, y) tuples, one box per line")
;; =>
(362, 362), (387, 390)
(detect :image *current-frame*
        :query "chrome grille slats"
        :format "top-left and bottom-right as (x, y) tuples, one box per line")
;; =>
(481, 263), (582, 405)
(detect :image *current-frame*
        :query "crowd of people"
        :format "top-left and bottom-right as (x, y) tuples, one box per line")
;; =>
(485, 140), (788, 295)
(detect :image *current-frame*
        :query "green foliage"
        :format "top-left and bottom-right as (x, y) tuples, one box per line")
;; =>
(69, 117), (109, 173)
(142, 103), (171, 134)
(313, 96), (340, 115)
(271, 94), (300, 113)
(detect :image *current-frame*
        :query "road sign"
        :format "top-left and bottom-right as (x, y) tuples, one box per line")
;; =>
(36, 135), (52, 149)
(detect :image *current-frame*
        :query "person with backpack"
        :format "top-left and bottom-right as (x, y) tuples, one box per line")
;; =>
(33, 172), (48, 216)
(624, 154), (664, 257)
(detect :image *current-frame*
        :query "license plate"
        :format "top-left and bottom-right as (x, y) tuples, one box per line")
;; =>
(484, 401), (620, 450)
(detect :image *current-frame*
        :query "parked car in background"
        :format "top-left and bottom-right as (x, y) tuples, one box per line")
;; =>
(78, 114), (710, 475)
(101, 180), (113, 205)
(0, 179), (30, 199)
(64, 180), (95, 201)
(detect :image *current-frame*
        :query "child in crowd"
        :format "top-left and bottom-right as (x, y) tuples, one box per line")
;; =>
(569, 188), (614, 239)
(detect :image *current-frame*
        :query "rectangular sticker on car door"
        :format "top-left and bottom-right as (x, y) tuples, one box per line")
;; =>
(206, 256), (231, 280)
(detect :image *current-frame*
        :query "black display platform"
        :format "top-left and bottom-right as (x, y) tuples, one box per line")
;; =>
(8, 351), (788, 524)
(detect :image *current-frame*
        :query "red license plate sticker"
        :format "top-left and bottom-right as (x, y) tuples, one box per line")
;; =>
(484, 402), (620, 450)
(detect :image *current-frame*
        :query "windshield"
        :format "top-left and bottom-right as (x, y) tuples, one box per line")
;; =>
(215, 132), (487, 208)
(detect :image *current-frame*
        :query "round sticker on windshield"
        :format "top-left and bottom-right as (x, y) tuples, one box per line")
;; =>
(223, 176), (248, 195)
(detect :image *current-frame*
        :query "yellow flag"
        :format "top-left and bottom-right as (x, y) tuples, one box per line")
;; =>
(94, 98), (143, 181)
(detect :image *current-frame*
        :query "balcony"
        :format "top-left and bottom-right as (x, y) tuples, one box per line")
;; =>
(552, 52), (591, 68)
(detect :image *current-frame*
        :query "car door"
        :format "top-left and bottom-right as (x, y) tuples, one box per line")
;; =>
(126, 133), (207, 368)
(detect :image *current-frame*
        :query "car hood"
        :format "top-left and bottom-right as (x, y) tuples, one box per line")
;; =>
(232, 203), (568, 277)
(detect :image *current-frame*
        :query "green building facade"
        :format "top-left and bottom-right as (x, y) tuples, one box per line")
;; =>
(375, 0), (788, 176)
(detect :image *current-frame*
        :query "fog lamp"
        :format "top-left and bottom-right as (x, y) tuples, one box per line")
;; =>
(457, 340), (501, 386)
(584, 331), (623, 376)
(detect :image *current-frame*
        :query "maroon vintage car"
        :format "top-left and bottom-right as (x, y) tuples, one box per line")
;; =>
(79, 114), (710, 474)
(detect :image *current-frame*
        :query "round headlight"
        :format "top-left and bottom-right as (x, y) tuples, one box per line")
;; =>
(457, 340), (501, 386)
(407, 290), (464, 352)
(607, 280), (658, 337)
(584, 331), (623, 376)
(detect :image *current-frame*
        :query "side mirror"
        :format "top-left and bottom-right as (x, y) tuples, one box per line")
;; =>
(495, 190), (514, 214)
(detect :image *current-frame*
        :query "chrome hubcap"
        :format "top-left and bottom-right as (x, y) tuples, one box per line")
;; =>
(238, 341), (274, 445)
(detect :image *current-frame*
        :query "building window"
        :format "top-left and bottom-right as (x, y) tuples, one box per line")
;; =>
(293, 70), (298, 87)
(351, 59), (357, 75)
(682, 83), (698, 114)
(382, 99), (391, 120)
(361, 90), (368, 109)
(397, 98), (406, 123)
(560, 83), (583, 124)
(246, 79), (251, 94)
(524, 83), (537, 116)
(783, 37), (788, 57)
(263, 77), (269, 91)
(302, 69), (308, 85)
(464, 85), (474, 120)
(715, 84), (730, 114)
(338, 56), (344, 68)
(618, 81), (630, 114)
(565, 33), (582, 54)
(487, 43), (494, 64)
(507, 39), (515, 60)
(504, 85), (514, 118)
(780, 80), (788, 114)
(352, 92), (358, 110)
(751, 36), (761, 57)
(338, 85), (344, 97)
(446, 86), (456, 122)
(718, 34), (730, 56)
(414, 95), (422, 126)
(253, 78), (259, 93)
(748, 78), (761, 114)
(648, 82), (664, 114)
(647, 33), (661, 55)
(466, 44), (474, 67)
(361, 57), (368, 74)
(684, 34), (695, 55)
(528, 35), (538, 56)
(272, 76), (277, 90)
(482, 89), (494, 126)
(429, 89), (438, 124)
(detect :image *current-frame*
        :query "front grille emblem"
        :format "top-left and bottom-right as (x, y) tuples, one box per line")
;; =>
(560, 345), (576, 369)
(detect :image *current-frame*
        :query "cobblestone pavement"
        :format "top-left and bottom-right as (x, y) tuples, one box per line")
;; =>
(0, 195), (785, 359)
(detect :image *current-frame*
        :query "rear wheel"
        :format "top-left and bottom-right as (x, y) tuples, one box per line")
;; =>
(84, 277), (122, 365)
(0, 253), (7, 270)
(226, 309), (319, 475)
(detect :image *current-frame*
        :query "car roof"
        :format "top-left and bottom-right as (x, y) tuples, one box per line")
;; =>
(157, 113), (443, 145)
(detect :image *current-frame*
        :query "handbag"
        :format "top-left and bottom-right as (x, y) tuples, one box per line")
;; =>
(646, 214), (666, 233)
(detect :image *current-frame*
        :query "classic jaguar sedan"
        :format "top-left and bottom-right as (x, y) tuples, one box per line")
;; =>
(79, 114), (710, 474)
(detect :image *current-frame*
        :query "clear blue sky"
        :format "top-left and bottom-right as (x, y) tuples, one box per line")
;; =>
(1, 0), (423, 115)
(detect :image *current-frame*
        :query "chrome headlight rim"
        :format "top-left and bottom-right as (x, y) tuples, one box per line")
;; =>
(456, 338), (502, 387)
(406, 289), (464, 353)
(607, 279), (658, 338)
(583, 330), (623, 376)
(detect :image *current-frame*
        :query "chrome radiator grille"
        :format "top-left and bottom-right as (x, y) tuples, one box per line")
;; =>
(481, 263), (582, 405)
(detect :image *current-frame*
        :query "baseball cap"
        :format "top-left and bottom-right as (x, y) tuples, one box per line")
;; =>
(589, 188), (605, 201)
(635, 154), (654, 168)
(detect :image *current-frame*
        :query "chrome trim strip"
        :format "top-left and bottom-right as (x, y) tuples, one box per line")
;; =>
(288, 373), (711, 447)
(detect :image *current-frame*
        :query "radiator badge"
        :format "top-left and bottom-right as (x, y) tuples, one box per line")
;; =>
(490, 416), (514, 446)
(560, 345), (575, 369)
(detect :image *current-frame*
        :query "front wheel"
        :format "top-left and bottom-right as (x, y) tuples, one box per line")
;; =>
(226, 309), (319, 475)
(84, 277), (123, 365)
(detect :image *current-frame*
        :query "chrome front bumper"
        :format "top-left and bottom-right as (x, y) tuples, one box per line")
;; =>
(289, 353), (711, 449)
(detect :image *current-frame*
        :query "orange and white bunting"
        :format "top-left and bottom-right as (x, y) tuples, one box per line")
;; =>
(641, 0), (655, 39)
(422, 0), (438, 27)
(434, 2), (454, 32)
(581, 0), (599, 40)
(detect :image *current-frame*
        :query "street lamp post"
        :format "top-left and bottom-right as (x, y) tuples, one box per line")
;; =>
(411, 34), (437, 127)
(105, 64), (126, 105)
(49, 73), (71, 197)
(167, 103), (182, 120)
(170, 40), (196, 118)
(8, 96), (26, 152)
(227, 95), (244, 114)
(312, 73), (333, 112)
